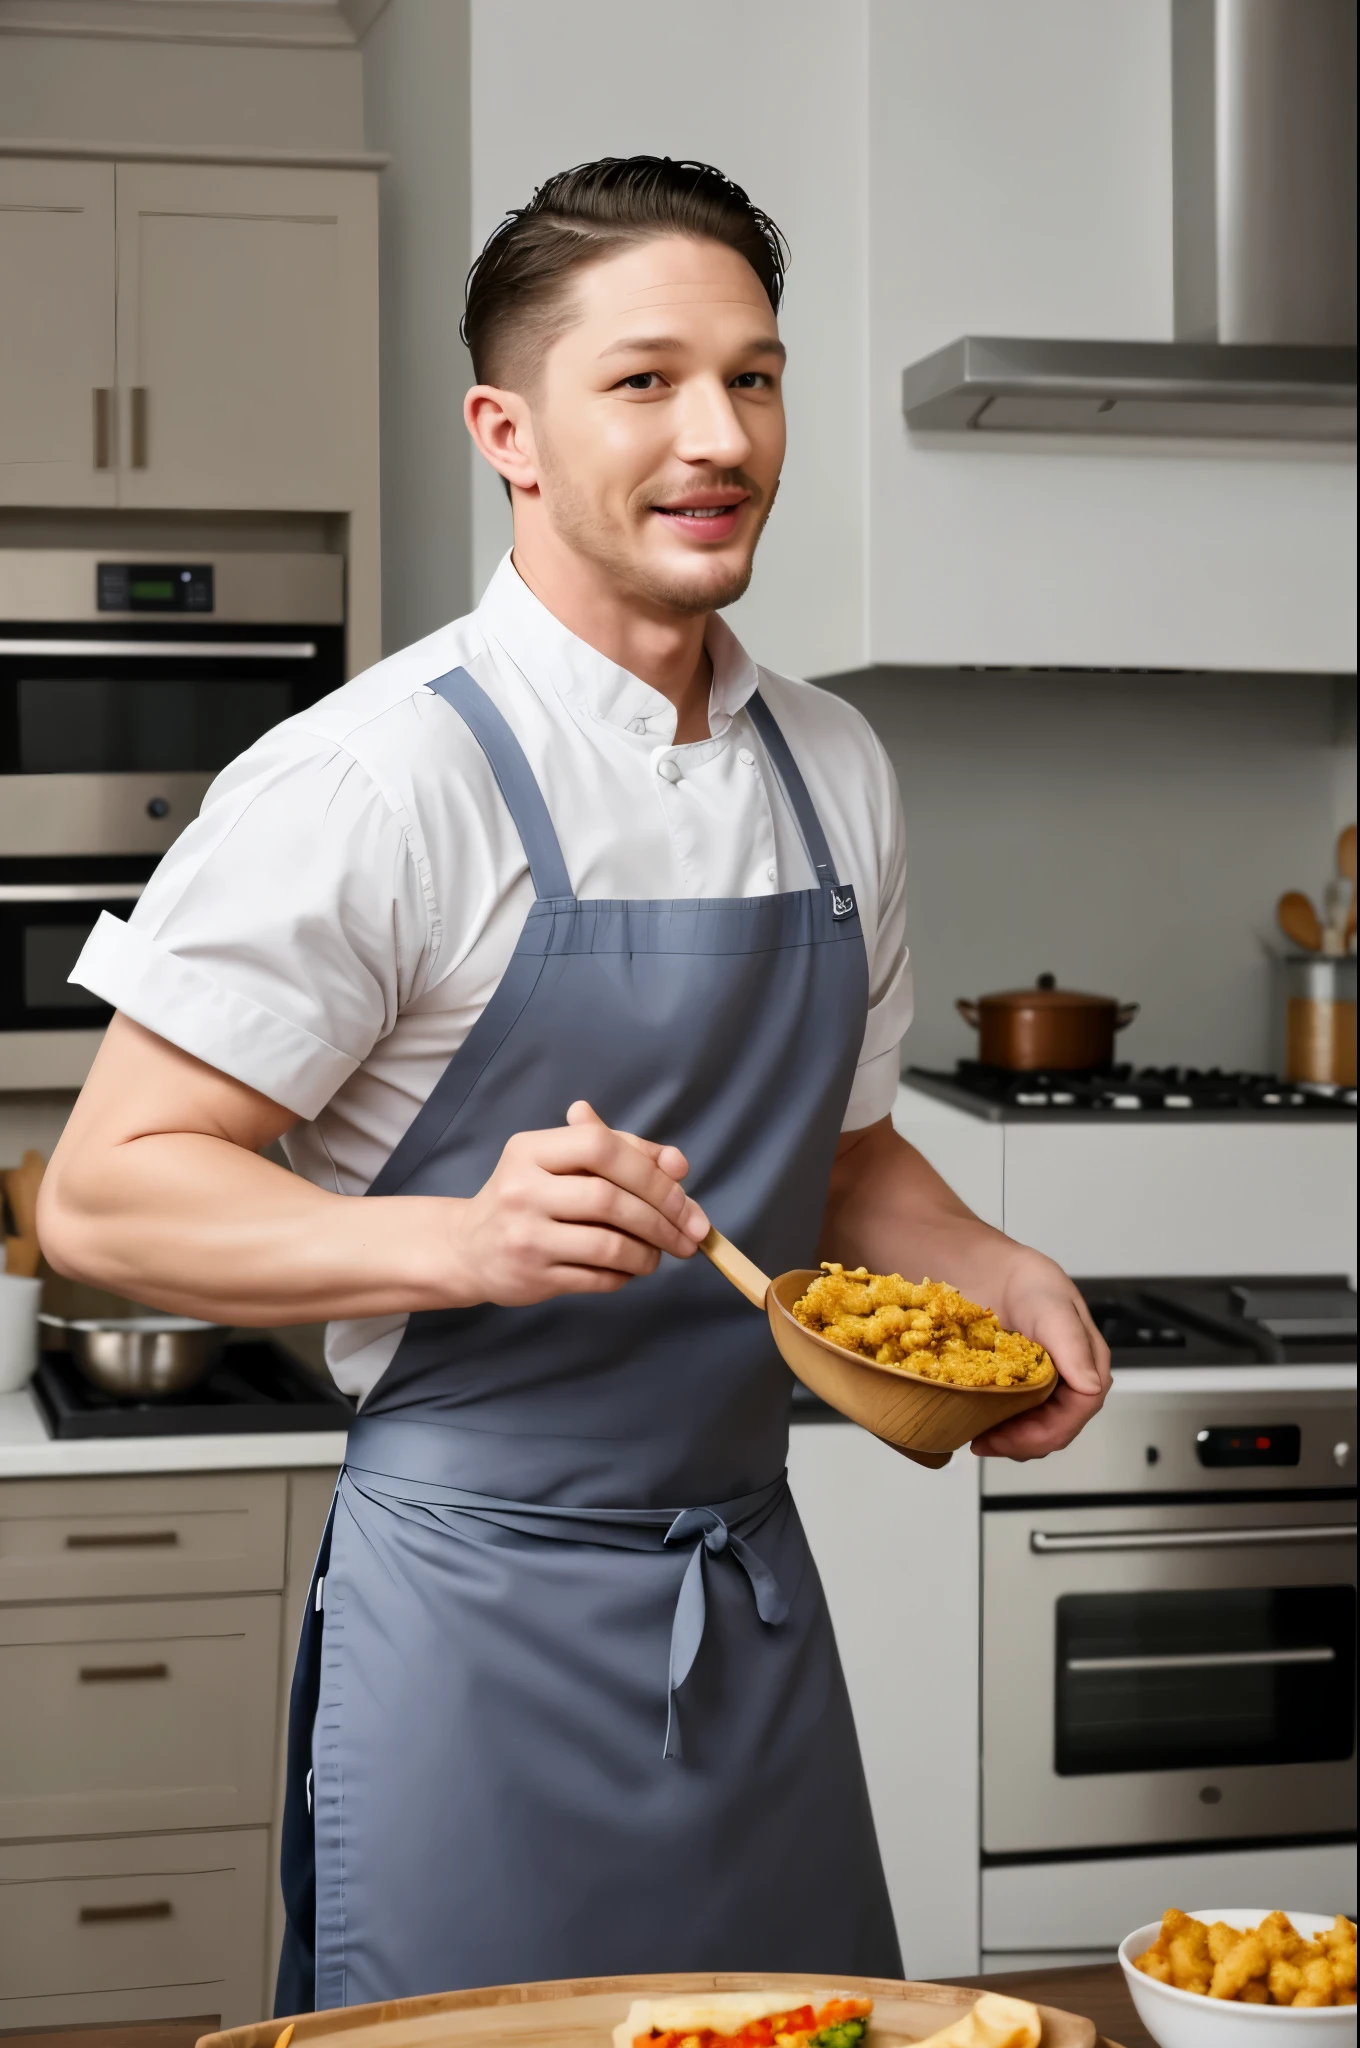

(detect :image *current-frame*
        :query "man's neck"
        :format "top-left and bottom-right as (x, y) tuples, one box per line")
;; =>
(509, 540), (712, 745)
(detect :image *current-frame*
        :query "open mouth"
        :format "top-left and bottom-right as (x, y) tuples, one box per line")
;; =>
(652, 497), (749, 541)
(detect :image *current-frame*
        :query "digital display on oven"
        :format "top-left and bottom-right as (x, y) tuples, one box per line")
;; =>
(1196, 1425), (1301, 1467)
(97, 563), (214, 612)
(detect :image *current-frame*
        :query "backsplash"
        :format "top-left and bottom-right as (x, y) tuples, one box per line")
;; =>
(822, 667), (1357, 1074)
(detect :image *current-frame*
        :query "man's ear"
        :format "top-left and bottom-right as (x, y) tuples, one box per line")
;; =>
(464, 384), (539, 495)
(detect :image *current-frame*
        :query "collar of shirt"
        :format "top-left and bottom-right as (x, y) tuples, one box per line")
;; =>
(475, 551), (761, 759)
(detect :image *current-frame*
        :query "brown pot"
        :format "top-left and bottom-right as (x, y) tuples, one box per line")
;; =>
(957, 973), (1140, 1071)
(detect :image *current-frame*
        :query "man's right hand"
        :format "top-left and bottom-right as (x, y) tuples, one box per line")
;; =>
(440, 1099), (710, 1306)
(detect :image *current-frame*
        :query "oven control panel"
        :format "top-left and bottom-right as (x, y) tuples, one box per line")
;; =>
(97, 563), (214, 612)
(1196, 1424), (1302, 1467)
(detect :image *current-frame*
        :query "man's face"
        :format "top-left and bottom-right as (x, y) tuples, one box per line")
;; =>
(525, 236), (786, 615)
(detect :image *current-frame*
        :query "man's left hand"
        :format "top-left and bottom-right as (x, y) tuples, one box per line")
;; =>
(969, 1249), (1111, 1460)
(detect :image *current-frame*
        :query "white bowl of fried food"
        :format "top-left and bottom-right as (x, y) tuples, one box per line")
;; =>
(1121, 1910), (1357, 2048)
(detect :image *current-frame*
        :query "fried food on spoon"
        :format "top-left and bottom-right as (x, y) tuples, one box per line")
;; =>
(792, 1264), (1054, 1388)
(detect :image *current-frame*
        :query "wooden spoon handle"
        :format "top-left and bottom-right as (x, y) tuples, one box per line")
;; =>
(699, 1227), (771, 1310)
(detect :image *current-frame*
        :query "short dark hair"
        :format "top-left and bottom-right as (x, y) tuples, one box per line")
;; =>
(462, 155), (789, 389)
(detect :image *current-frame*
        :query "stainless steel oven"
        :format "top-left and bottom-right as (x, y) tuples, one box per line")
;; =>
(0, 549), (344, 862)
(981, 1276), (1357, 1859)
(0, 551), (343, 1058)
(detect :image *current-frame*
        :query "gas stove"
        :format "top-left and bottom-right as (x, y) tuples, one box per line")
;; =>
(907, 1062), (1358, 1121)
(32, 1337), (355, 1439)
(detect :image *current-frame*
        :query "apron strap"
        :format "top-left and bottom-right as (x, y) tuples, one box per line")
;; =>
(426, 665), (575, 902)
(746, 691), (841, 888)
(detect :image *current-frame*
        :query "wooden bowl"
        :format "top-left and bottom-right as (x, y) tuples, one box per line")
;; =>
(197, 1969), (1100, 2048)
(768, 1269), (1057, 1467)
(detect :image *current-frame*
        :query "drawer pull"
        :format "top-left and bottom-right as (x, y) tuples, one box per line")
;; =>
(79, 1661), (169, 1683)
(79, 1899), (172, 1924)
(66, 1529), (179, 1549)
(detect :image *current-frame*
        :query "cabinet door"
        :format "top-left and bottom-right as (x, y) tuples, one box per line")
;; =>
(0, 158), (116, 507)
(114, 161), (378, 511)
(0, 1827), (267, 2031)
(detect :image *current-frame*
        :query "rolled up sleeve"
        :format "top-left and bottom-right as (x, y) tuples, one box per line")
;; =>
(70, 727), (432, 1120)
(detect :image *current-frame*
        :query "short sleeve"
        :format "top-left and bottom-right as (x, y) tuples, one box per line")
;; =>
(842, 730), (912, 1131)
(71, 726), (433, 1120)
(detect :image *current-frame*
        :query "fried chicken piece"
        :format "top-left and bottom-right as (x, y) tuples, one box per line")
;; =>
(792, 1265), (1055, 1388)
(1268, 1960), (1304, 2005)
(1210, 1932), (1269, 2000)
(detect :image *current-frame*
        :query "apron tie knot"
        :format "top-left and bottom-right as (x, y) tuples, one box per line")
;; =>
(662, 1504), (788, 1761)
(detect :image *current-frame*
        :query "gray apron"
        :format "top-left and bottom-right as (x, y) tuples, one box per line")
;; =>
(275, 665), (901, 2012)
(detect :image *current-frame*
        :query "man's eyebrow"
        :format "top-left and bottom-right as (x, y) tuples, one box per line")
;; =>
(597, 333), (787, 363)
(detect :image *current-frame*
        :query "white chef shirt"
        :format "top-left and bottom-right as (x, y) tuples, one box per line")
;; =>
(74, 553), (912, 1398)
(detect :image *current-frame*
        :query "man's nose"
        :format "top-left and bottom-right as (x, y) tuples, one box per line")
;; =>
(672, 378), (752, 469)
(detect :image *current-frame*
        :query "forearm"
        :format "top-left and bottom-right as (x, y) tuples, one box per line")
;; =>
(819, 1120), (1021, 1304)
(40, 1129), (453, 1326)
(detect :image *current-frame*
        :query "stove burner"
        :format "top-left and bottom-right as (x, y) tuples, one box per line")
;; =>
(908, 1062), (1359, 1117)
(33, 1339), (355, 1439)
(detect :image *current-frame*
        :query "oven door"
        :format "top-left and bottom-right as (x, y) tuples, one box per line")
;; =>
(0, 623), (342, 856)
(982, 1494), (1357, 1854)
(0, 863), (150, 1030)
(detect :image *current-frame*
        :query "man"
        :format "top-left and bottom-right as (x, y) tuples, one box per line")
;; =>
(40, 158), (1109, 2010)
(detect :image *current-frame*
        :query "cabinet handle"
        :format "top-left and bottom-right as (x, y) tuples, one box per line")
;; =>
(79, 1661), (170, 1683)
(79, 1899), (172, 1924)
(1030, 1522), (1355, 1554)
(65, 1529), (178, 1549)
(130, 385), (148, 469)
(93, 387), (112, 470)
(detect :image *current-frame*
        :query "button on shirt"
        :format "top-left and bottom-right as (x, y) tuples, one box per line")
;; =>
(74, 554), (913, 1399)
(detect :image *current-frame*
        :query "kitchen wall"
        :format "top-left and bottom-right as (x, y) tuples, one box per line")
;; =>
(362, 0), (475, 652)
(825, 666), (1357, 1072)
(867, 1), (1356, 673)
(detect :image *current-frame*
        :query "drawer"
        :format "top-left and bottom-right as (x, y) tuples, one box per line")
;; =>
(0, 1594), (280, 1838)
(0, 1827), (267, 2030)
(0, 1473), (286, 1602)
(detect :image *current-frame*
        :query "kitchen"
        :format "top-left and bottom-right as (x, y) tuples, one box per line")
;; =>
(0, 0), (1355, 2041)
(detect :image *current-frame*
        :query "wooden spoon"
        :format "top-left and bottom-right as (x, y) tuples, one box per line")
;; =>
(1277, 890), (1323, 953)
(700, 1226), (1055, 1467)
(1340, 824), (1357, 944)
(1, 1149), (45, 1281)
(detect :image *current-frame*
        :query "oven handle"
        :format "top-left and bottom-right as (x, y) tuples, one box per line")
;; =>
(1030, 1523), (1356, 1554)
(0, 639), (317, 659)
(1067, 1646), (1337, 1673)
(0, 883), (145, 903)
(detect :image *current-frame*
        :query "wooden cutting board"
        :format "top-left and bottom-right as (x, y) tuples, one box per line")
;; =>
(196, 1971), (1100, 2048)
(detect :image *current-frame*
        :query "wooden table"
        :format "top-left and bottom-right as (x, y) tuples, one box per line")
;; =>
(0, 1964), (1149, 2048)
(943, 1962), (1153, 2048)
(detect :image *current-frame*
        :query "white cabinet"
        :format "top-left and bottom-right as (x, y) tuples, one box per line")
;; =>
(0, 158), (116, 508)
(115, 161), (378, 512)
(0, 156), (378, 517)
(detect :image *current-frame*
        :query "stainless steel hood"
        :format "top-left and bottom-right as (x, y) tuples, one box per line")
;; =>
(902, 0), (1357, 442)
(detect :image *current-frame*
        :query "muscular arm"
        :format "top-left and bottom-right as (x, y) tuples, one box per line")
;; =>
(37, 1014), (708, 1326)
(819, 1116), (1110, 1459)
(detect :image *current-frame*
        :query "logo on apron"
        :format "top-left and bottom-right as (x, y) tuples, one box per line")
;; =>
(829, 885), (857, 922)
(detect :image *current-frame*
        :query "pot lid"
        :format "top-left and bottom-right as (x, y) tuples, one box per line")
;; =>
(976, 973), (1118, 1011)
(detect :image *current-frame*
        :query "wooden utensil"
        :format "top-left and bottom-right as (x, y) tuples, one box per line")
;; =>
(700, 1227), (1055, 1466)
(1340, 823), (1357, 944)
(1, 1149), (45, 1281)
(1277, 890), (1323, 953)
(193, 1970), (1099, 2048)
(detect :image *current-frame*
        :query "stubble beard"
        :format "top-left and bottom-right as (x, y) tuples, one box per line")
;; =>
(536, 440), (776, 617)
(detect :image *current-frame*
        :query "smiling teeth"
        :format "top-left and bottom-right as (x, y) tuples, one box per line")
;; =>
(669, 507), (728, 518)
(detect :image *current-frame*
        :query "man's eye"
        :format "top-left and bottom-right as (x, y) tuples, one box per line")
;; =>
(619, 372), (661, 391)
(730, 372), (769, 390)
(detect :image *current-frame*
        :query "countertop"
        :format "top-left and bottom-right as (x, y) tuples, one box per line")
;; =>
(942, 1963), (1153, 2048)
(0, 1384), (348, 1478)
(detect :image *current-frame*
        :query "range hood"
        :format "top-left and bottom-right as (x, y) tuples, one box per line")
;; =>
(902, 0), (1357, 442)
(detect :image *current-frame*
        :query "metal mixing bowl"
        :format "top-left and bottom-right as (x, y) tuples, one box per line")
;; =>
(39, 1314), (228, 1398)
